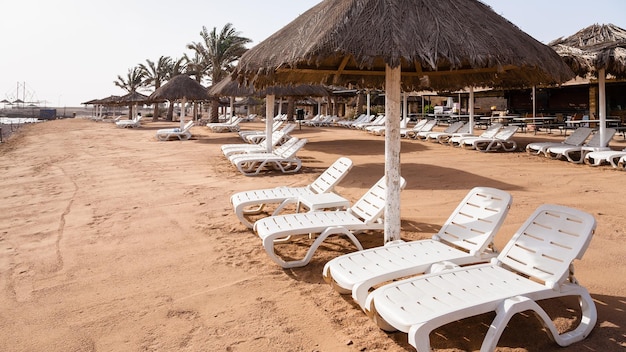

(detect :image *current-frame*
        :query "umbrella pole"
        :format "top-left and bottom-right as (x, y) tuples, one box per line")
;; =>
(266, 95), (275, 153)
(384, 65), (402, 244)
(230, 97), (235, 123)
(469, 86), (474, 134)
(180, 97), (187, 130)
(598, 68), (607, 147)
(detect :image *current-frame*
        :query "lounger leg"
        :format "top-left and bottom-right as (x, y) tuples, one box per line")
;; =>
(480, 289), (597, 351)
(262, 226), (363, 268)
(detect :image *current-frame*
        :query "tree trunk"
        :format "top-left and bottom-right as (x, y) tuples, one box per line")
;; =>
(286, 97), (296, 122)
(167, 103), (174, 121)
(152, 103), (159, 121)
(356, 92), (366, 116)
(210, 97), (220, 123)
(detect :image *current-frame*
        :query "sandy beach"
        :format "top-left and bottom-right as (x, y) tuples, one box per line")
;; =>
(1, 117), (625, 351)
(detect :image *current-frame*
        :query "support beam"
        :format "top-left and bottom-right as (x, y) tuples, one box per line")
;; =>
(598, 68), (607, 147)
(384, 65), (402, 243)
(266, 94), (275, 153)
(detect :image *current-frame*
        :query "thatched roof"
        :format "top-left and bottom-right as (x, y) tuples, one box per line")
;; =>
(233, 0), (573, 91)
(550, 23), (626, 78)
(117, 91), (150, 104)
(149, 75), (209, 102)
(210, 76), (331, 97)
(208, 76), (255, 97)
(82, 95), (122, 106)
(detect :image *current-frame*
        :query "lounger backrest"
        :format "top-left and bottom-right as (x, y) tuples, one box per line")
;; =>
(276, 138), (307, 158)
(412, 119), (428, 131)
(182, 121), (195, 131)
(434, 187), (512, 256)
(497, 204), (596, 288)
(309, 157), (354, 194)
(350, 176), (407, 224)
(279, 123), (296, 135)
(586, 128), (616, 147)
(443, 121), (465, 133)
(272, 137), (299, 154)
(455, 122), (472, 134)
(493, 125), (518, 140)
(422, 119), (437, 131)
(478, 123), (503, 138)
(563, 127), (593, 146)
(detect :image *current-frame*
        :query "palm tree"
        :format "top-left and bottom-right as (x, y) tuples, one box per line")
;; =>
(114, 66), (144, 93)
(162, 57), (187, 121)
(139, 56), (173, 121)
(184, 52), (208, 119)
(114, 67), (145, 119)
(187, 24), (251, 122)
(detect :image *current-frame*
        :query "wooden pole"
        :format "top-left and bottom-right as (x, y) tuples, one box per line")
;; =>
(469, 86), (474, 133)
(598, 68), (607, 147)
(384, 65), (402, 243)
(266, 94), (275, 153)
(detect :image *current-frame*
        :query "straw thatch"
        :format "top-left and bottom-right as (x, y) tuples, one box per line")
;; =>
(117, 92), (150, 104)
(550, 23), (626, 79)
(82, 95), (121, 105)
(209, 76), (330, 97)
(233, 0), (573, 91)
(149, 75), (209, 103)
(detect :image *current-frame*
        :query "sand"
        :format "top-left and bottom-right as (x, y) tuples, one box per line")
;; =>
(1, 118), (625, 352)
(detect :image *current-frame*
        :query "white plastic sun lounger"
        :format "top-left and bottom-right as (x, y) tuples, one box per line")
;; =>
(525, 127), (592, 156)
(367, 204), (597, 352)
(583, 147), (626, 166)
(253, 176), (407, 268)
(229, 138), (307, 176)
(155, 121), (194, 141)
(547, 128), (616, 163)
(450, 123), (502, 147)
(421, 121), (464, 142)
(238, 120), (283, 141)
(323, 187), (512, 309)
(230, 157), (354, 228)
(226, 136), (300, 163)
(221, 129), (293, 158)
(206, 117), (243, 133)
(399, 119), (427, 139)
(435, 122), (473, 144)
(115, 115), (142, 128)
(405, 119), (437, 140)
(468, 125), (519, 152)
(245, 123), (295, 144)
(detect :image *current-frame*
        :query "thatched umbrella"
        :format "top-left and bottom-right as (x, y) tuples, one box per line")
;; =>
(82, 95), (122, 119)
(550, 23), (626, 146)
(233, 0), (574, 243)
(116, 91), (150, 120)
(149, 75), (208, 129)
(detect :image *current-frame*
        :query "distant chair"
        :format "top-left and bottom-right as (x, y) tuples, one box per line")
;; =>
(155, 121), (194, 141)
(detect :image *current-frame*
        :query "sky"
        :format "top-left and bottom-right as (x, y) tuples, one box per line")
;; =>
(1, 0), (625, 107)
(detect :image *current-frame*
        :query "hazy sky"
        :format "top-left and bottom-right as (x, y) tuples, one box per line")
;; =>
(2, 0), (625, 107)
